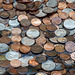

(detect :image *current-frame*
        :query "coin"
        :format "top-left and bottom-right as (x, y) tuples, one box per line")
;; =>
(35, 72), (47, 75)
(21, 37), (35, 46)
(10, 59), (21, 67)
(44, 43), (54, 51)
(20, 45), (31, 53)
(5, 51), (19, 61)
(11, 28), (21, 35)
(68, 3), (75, 10)
(31, 18), (41, 26)
(70, 52), (75, 60)
(66, 0), (75, 3)
(0, 67), (5, 75)
(0, 43), (8, 53)
(3, 0), (14, 4)
(42, 60), (55, 71)
(0, 23), (5, 31)
(0, 55), (6, 60)
(65, 41), (75, 52)
(31, 44), (43, 54)
(26, 29), (40, 38)
(51, 71), (62, 75)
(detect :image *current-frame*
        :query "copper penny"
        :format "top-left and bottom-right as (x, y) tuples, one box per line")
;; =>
(11, 43), (21, 51)
(3, 4), (13, 10)
(68, 3), (75, 10)
(16, 11), (26, 16)
(70, 52), (75, 60)
(55, 44), (65, 53)
(59, 12), (68, 19)
(51, 71), (62, 75)
(11, 28), (21, 35)
(31, 18), (42, 26)
(11, 35), (22, 43)
(10, 59), (21, 67)
(0, 3), (3, 9)
(59, 53), (70, 60)
(18, 14), (28, 22)
(66, 36), (75, 41)
(40, 24), (47, 31)
(20, 45), (31, 53)
(44, 43), (54, 51)
(29, 58), (39, 67)
(65, 41), (75, 52)
(52, 17), (62, 25)
(3, 0), (14, 4)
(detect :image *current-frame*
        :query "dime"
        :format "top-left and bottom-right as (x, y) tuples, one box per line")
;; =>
(70, 52), (75, 60)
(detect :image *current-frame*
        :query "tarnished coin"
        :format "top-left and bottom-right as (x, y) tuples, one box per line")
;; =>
(10, 59), (21, 67)
(51, 71), (62, 75)
(44, 43), (54, 51)
(65, 41), (75, 52)
(35, 72), (47, 75)
(55, 29), (67, 37)
(0, 23), (5, 31)
(70, 52), (75, 60)
(64, 19), (75, 29)
(21, 37), (35, 46)
(5, 51), (19, 61)
(9, 19), (19, 27)
(42, 60), (55, 71)
(26, 29), (40, 38)
(0, 67), (5, 75)
(0, 43), (8, 53)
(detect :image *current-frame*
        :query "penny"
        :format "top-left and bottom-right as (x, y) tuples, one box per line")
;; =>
(16, 11), (26, 16)
(70, 69), (75, 75)
(35, 72), (47, 75)
(66, 0), (75, 3)
(9, 19), (19, 27)
(10, 59), (21, 67)
(11, 28), (21, 35)
(58, 37), (67, 43)
(31, 44), (43, 54)
(0, 67), (5, 75)
(59, 12), (68, 19)
(0, 23), (5, 31)
(52, 17), (62, 25)
(59, 53), (70, 60)
(20, 45), (31, 53)
(65, 41), (75, 52)
(26, 29), (40, 38)
(21, 37), (35, 46)
(29, 10), (39, 15)
(42, 17), (51, 25)
(70, 52), (75, 60)
(11, 43), (21, 51)
(31, 18), (41, 26)
(44, 43), (54, 51)
(18, 14), (28, 22)
(29, 26), (39, 31)
(55, 29), (67, 37)
(5, 51), (19, 61)
(19, 56), (33, 67)
(68, 3), (75, 10)
(29, 58), (39, 67)
(58, 2), (67, 10)
(17, 67), (28, 74)
(16, 3), (26, 10)
(46, 51), (57, 57)
(46, 0), (57, 7)
(3, 4), (13, 10)
(11, 35), (21, 43)
(0, 11), (9, 19)
(42, 60), (55, 71)
(64, 19), (75, 29)
(16, 0), (32, 3)
(42, 7), (54, 14)
(3, 0), (14, 4)
(47, 25), (58, 31)
(0, 43), (8, 53)
(20, 19), (30, 27)
(51, 71), (62, 75)
(55, 44), (65, 52)
(0, 3), (3, 9)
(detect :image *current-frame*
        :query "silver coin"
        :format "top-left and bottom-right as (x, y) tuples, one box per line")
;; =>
(5, 26), (14, 31)
(42, 60), (55, 71)
(26, 29), (40, 38)
(35, 72), (47, 75)
(0, 68), (5, 75)
(19, 56), (33, 67)
(0, 43), (9, 53)
(66, 0), (75, 3)
(0, 23), (5, 31)
(21, 37), (35, 46)
(55, 29), (67, 37)
(5, 51), (19, 61)
(9, 19), (19, 27)
(70, 52), (75, 60)
(69, 29), (75, 35)
(64, 19), (75, 29)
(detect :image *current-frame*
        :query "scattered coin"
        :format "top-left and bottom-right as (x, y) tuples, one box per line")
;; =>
(51, 71), (62, 75)
(0, 67), (5, 75)
(35, 72), (47, 75)
(0, 23), (5, 31)
(70, 52), (75, 60)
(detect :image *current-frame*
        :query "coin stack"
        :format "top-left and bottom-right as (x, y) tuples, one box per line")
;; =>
(0, 0), (75, 75)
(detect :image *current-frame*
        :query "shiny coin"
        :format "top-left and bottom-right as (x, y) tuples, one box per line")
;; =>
(70, 52), (75, 60)
(5, 51), (19, 61)
(42, 60), (55, 71)
(26, 29), (40, 38)
(55, 29), (67, 37)
(51, 71), (62, 75)
(0, 23), (5, 31)
(66, 0), (75, 3)
(0, 67), (5, 75)
(0, 43), (8, 53)
(35, 72), (47, 75)
(64, 19), (75, 29)
(21, 37), (35, 46)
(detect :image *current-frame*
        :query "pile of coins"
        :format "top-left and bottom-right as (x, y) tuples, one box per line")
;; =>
(0, 0), (75, 75)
